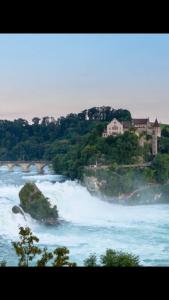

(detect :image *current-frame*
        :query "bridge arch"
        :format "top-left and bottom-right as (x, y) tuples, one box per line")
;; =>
(0, 161), (50, 173)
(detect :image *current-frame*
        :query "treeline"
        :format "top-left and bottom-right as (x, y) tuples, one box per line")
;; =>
(1, 106), (169, 182)
(0, 107), (131, 161)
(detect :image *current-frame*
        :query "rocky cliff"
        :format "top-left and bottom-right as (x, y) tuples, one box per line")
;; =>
(83, 171), (169, 205)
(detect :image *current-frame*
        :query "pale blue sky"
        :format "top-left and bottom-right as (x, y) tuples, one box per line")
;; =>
(0, 34), (169, 123)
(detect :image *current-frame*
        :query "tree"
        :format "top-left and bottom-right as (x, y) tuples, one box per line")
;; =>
(84, 254), (98, 267)
(100, 249), (140, 267)
(159, 136), (169, 154)
(12, 227), (77, 267)
(118, 132), (141, 164)
(12, 226), (42, 267)
(11, 227), (141, 267)
(84, 249), (140, 267)
(41, 116), (50, 126)
(36, 248), (53, 267)
(161, 126), (169, 138)
(52, 247), (76, 267)
(32, 117), (41, 125)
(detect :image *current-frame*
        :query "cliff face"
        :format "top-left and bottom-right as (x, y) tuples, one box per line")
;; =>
(83, 175), (101, 194)
(83, 170), (169, 205)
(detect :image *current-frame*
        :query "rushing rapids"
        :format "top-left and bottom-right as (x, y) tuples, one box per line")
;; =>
(0, 166), (169, 266)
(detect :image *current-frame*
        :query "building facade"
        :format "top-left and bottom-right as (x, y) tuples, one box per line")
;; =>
(102, 118), (124, 137)
(102, 117), (161, 155)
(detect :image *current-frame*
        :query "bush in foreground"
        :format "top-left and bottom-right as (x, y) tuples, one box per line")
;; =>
(84, 249), (140, 267)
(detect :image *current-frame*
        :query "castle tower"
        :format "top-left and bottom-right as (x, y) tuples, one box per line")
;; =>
(152, 118), (160, 156)
(152, 134), (158, 156)
(153, 118), (161, 137)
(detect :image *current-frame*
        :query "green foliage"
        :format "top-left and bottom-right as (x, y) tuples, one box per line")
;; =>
(85, 166), (158, 198)
(36, 248), (53, 267)
(159, 136), (169, 154)
(52, 130), (142, 180)
(52, 247), (77, 267)
(84, 254), (98, 267)
(100, 249), (140, 267)
(0, 106), (133, 177)
(12, 226), (42, 267)
(110, 162), (118, 171)
(11, 226), (141, 267)
(152, 153), (169, 183)
(84, 249), (140, 267)
(0, 260), (7, 267)
(140, 167), (155, 182)
(161, 126), (169, 138)
(12, 226), (76, 267)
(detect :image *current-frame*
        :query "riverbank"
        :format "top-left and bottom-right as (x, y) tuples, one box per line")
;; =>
(83, 167), (169, 205)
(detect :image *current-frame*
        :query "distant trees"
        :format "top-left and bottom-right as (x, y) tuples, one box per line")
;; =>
(0, 106), (164, 183)
(0, 107), (133, 164)
(159, 125), (169, 154)
(159, 137), (169, 154)
(79, 107), (131, 122)
(152, 153), (169, 183)
(161, 126), (169, 138)
(32, 117), (41, 125)
(52, 129), (143, 180)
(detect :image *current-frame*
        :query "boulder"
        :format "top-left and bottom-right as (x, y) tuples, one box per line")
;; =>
(19, 182), (59, 225)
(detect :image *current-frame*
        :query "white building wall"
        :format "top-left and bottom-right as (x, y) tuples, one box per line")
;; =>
(106, 118), (124, 136)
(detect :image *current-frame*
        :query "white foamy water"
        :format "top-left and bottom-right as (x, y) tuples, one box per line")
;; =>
(0, 167), (169, 266)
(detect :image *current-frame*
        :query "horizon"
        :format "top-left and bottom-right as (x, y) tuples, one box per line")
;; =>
(0, 34), (169, 123)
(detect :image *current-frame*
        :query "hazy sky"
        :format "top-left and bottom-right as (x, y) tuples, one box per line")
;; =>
(0, 34), (169, 123)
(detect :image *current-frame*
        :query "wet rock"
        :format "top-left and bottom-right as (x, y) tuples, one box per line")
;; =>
(19, 182), (59, 225)
(12, 205), (24, 216)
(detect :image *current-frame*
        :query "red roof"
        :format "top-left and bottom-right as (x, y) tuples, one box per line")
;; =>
(132, 119), (149, 125)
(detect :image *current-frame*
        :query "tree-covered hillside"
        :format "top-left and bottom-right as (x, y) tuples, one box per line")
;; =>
(0, 106), (131, 162)
(0, 106), (169, 182)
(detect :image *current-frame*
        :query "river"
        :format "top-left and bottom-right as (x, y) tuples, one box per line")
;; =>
(0, 166), (169, 266)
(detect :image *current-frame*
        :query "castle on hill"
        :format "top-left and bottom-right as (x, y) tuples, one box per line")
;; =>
(102, 118), (161, 156)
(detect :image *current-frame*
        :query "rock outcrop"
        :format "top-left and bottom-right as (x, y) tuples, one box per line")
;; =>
(18, 182), (59, 225)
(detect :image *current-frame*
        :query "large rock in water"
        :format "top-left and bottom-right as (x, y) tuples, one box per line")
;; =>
(19, 182), (59, 225)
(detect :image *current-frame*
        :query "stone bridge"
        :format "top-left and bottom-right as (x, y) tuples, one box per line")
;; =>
(0, 161), (51, 172)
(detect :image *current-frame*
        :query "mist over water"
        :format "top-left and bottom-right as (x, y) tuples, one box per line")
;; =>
(0, 166), (169, 266)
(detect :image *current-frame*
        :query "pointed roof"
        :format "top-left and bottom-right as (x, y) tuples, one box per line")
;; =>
(109, 118), (122, 125)
(153, 118), (160, 127)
